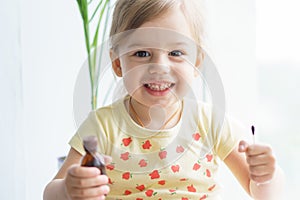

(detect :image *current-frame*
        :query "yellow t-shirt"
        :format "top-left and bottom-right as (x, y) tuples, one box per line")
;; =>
(69, 96), (242, 199)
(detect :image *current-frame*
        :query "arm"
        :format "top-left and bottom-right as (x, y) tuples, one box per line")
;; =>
(43, 148), (110, 200)
(224, 141), (285, 200)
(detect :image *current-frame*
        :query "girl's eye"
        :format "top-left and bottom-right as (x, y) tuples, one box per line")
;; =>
(169, 50), (184, 57)
(134, 51), (151, 57)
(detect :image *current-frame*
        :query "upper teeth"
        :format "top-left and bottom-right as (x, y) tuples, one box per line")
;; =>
(146, 83), (172, 91)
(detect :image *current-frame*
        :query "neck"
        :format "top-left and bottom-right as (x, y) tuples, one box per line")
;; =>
(128, 97), (182, 130)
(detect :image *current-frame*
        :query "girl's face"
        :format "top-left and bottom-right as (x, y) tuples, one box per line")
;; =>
(112, 5), (200, 108)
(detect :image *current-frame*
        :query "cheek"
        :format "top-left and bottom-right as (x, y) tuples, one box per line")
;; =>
(173, 69), (195, 98)
(174, 66), (195, 85)
(176, 65), (196, 84)
(122, 66), (145, 95)
(120, 57), (143, 75)
(123, 74), (140, 95)
(177, 78), (193, 94)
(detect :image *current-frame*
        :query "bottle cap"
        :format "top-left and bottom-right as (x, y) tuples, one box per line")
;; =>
(83, 136), (98, 153)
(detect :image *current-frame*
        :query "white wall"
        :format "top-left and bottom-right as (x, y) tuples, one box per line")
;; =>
(0, 0), (85, 199)
(204, 1), (255, 199)
(256, 0), (300, 198)
(1, 0), (282, 199)
(0, 0), (24, 199)
(20, 0), (87, 199)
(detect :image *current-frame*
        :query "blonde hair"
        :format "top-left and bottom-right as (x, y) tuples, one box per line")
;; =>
(110, 0), (204, 50)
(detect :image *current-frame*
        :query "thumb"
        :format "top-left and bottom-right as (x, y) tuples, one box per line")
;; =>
(238, 140), (249, 153)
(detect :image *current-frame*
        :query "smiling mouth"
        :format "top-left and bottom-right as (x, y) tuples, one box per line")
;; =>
(144, 82), (175, 91)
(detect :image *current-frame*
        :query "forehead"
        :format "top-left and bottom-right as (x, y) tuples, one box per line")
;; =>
(112, 4), (198, 54)
(140, 4), (192, 37)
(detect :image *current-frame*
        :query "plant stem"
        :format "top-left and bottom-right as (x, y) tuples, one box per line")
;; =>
(95, 0), (111, 103)
(76, 0), (111, 110)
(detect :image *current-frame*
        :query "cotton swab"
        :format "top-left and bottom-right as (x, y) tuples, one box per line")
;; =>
(251, 125), (255, 144)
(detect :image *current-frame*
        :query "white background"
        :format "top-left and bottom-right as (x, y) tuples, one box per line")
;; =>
(1, 0), (298, 199)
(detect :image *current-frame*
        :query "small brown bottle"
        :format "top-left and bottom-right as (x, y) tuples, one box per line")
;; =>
(81, 136), (106, 175)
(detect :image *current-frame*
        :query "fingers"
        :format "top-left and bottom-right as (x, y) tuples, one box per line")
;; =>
(246, 144), (273, 157)
(248, 155), (276, 184)
(239, 140), (276, 184)
(249, 164), (274, 177)
(65, 165), (110, 199)
(72, 196), (106, 200)
(250, 173), (274, 184)
(67, 173), (109, 188)
(68, 165), (101, 178)
(246, 149), (275, 165)
(238, 140), (274, 157)
(70, 184), (110, 199)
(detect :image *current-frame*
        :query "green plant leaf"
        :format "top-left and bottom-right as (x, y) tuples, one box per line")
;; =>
(76, 0), (112, 110)
(89, 0), (103, 23)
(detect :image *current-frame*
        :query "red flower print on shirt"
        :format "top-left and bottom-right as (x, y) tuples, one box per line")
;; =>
(122, 137), (132, 146)
(158, 149), (167, 159)
(208, 184), (216, 191)
(108, 178), (114, 185)
(149, 170), (160, 179)
(193, 162), (201, 171)
(138, 159), (148, 167)
(169, 189), (176, 194)
(182, 198), (189, 200)
(192, 133), (201, 141)
(122, 172), (132, 180)
(176, 145), (184, 153)
(106, 163), (115, 170)
(187, 184), (196, 192)
(120, 152), (130, 161)
(124, 190), (132, 195)
(200, 194), (207, 200)
(158, 180), (166, 185)
(136, 184), (145, 191)
(206, 169), (211, 177)
(145, 189), (155, 197)
(142, 140), (152, 149)
(136, 198), (143, 200)
(171, 165), (180, 173)
(206, 154), (213, 162)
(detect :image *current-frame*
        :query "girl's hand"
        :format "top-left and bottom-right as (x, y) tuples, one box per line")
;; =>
(238, 140), (276, 184)
(64, 165), (110, 200)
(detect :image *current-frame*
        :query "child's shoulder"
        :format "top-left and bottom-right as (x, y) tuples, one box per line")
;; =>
(92, 96), (127, 119)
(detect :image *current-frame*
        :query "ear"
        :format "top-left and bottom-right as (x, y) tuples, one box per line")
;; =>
(195, 51), (204, 68)
(110, 50), (122, 77)
(194, 51), (204, 77)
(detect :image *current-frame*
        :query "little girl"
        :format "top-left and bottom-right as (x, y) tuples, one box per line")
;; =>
(44, 0), (284, 199)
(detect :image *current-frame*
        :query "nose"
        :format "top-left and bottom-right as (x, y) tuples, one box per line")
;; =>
(148, 53), (170, 74)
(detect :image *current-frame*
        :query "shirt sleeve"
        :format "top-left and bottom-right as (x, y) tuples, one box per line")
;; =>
(69, 110), (108, 155)
(196, 101), (244, 160)
(214, 116), (245, 160)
